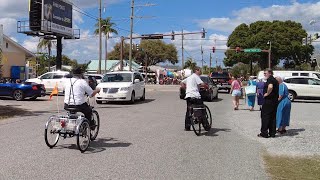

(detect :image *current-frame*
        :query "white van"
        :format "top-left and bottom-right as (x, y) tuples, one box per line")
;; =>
(257, 71), (320, 80)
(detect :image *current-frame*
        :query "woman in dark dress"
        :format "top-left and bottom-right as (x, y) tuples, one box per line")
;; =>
(256, 79), (265, 111)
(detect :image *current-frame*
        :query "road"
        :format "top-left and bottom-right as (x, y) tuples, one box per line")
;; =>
(0, 86), (267, 179)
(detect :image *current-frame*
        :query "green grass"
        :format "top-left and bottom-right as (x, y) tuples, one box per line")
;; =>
(264, 154), (320, 180)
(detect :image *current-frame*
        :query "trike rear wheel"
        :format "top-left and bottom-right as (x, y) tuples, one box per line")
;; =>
(44, 120), (60, 148)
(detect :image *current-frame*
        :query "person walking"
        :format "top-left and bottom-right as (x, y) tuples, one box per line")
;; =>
(258, 69), (279, 138)
(247, 76), (257, 111)
(230, 76), (242, 110)
(275, 77), (291, 134)
(256, 79), (266, 111)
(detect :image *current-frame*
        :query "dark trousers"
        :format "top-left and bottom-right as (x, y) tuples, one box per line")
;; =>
(185, 98), (203, 129)
(64, 103), (92, 121)
(260, 100), (277, 136)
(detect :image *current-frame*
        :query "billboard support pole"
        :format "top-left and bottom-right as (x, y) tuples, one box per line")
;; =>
(56, 36), (62, 70)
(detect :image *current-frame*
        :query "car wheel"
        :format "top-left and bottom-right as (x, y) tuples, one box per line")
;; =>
(140, 89), (146, 101)
(96, 100), (102, 104)
(130, 91), (135, 104)
(208, 91), (214, 102)
(13, 90), (25, 101)
(288, 91), (296, 102)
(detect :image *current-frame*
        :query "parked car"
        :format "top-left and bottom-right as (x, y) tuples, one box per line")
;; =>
(180, 75), (219, 101)
(0, 82), (46, 101)
(96, 71), (146, 104)
(257, 70), (320, 80)
(284, 76), (320, 101)
(210, 71), (232, 93)
(84, 74), (103, 84)
(26, 71), (70, 93)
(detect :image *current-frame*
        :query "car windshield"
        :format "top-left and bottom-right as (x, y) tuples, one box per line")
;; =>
(313, 73), (320, 79)
(102, 73), (132, 82)
(200, 76), (209, 83)
(211, 72), (229, 79)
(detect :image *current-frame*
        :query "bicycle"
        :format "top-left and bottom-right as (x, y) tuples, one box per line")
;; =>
(44, 98), (100, 153)
(188, 102), (212, 136)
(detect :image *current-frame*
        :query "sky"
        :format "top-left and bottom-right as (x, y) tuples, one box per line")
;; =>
(1, 0), (320, 67)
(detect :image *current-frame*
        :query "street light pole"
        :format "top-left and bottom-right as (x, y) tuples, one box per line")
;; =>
(268, 41), (272, 69)
(98, 0), (102, 74)
(129, 0), (134, 71)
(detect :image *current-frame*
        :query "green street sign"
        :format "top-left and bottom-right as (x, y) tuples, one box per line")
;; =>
(244, 48), (261, 53)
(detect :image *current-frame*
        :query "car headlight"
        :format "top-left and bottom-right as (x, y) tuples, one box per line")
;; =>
(120, 87), (130, 91)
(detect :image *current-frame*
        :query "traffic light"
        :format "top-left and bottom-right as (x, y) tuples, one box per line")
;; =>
(212, 47), (216, 53)
(201, 28), (206, 38)
(312, 58), (317, 67)
(313, 33), (319, 41)
(302, 37), (307, 46)
(29, 0), (42, 31)
(235, 47), (241, 53)
(171, 31), (175, 40)
(136, 44), (140, 51)
(308, 35), (312, 45)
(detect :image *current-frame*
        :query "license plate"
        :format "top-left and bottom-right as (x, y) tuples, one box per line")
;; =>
(107, 95), (114, 98)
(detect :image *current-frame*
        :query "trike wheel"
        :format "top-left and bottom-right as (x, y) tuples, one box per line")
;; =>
(44, 120), (60, 148)
(203, 105), (212, 131)
(90, 110), (100, 141)
(191, 116), (201, 136)
(77, 119), (91, 153)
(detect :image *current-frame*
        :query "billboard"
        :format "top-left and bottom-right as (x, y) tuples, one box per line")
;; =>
(41, 0), (73, 36)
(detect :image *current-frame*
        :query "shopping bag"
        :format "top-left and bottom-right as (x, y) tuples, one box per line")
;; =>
(245, 85), (256, 96)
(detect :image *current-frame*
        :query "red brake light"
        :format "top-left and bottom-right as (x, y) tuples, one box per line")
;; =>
(32, 85), (38, 90)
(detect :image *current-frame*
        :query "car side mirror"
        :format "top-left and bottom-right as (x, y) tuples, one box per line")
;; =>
(134, 79), (140, 83)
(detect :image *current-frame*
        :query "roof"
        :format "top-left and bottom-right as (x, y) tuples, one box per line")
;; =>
(87, 60), (141, 72)
(3, 35), (35, 58)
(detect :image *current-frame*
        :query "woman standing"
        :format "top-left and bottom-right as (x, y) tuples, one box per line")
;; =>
(256, 79), (265, 111)
(247, 76), (257, 111)
(276, 77), (291, 134)
(230, 76), (242, 110)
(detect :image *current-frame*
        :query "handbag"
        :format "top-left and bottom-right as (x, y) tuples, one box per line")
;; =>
(245, 85), (256, 96)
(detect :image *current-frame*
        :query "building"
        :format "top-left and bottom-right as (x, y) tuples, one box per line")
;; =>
(87, 60), (141, 74)
(0, 35), (35, 80)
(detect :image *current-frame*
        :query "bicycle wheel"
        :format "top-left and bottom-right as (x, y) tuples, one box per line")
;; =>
(203, 105), (212, 131)
(44, 119), (60, 148)
(191, 116), (201, 136)
(90, 110), (100, 141)
(77, 119), (91, 153)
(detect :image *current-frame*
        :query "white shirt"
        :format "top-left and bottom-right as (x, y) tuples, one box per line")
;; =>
(182, 73), (204, 99)
(64, 78), (94, 105)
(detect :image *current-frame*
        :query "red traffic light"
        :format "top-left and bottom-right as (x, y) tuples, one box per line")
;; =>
(212, 47), (216, 53)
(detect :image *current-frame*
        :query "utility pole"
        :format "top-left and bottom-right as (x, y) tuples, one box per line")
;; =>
(56, 36), (62, 70)
(120, 36), (124, 70)
(201, 45), (204, 70)
(105, 32), (109, 73)
(268, 41), (272, 69)
(216, 57), (218, 68)
(129, 0), (134, 71)
(209, 53), (212, 69)
(181, 29), (184, 69)
(98, 0), (102, 74)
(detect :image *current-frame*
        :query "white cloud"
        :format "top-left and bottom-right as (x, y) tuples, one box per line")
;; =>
(22, 37), (40, 53)
(199, 2), (320, 33)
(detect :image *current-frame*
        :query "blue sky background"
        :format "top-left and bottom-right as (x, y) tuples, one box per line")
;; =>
(2, 0), (320, 66)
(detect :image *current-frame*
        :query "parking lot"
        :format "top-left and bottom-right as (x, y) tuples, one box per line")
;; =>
(0, 85), (319, 179)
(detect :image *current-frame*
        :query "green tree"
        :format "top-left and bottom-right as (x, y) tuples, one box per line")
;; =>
(230, 63), (261, 78)
(94, 17), (118, 72)
(108, 40), (178, 66)
(183, 57), (197, 71)
(225, 21), (314, 69)
(37, 38), (55, 70)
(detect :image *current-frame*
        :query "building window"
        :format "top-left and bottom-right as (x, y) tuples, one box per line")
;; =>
(6, 42), (8, 48)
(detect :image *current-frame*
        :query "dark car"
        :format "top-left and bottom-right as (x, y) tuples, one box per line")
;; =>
(180, 75), (219, 101)
(210, 71), (232, 93)
(0, 82), (46, 101)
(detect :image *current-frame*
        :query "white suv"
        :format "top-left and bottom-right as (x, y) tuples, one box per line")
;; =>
(96, 71), (146, 104)
(26, 71), (70, 93)
(284, 77), (320, 101)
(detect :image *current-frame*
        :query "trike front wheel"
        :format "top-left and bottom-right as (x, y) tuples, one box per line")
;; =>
(77, 119), (91, 153)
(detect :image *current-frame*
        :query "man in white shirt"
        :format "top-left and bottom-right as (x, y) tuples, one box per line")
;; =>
(64, 68), (100, 125)
(181, 67), (205, 131)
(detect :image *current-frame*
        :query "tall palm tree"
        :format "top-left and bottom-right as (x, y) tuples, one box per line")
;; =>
(184, 57), (197, 71)
(37, 38), (54, 71)
(94, 17), (118, 73)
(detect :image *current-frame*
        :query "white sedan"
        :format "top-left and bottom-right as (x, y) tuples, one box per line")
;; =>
(284, 76), (320, 101)
(95, 71), (146, 104)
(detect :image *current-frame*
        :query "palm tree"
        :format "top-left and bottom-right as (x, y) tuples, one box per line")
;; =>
(184, 57), (197, 71)
(37, 38), (54, 71)
(94, 17), (118, 73)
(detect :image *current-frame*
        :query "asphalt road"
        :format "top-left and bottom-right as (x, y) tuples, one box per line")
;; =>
(0, 86), (267, 180)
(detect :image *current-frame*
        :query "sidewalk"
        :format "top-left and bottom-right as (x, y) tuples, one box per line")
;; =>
(230, 98), (320, 156)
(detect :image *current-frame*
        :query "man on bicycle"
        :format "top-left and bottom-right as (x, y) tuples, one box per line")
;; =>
(64, 67), (100, 126)
(181, 67), (206, 131)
